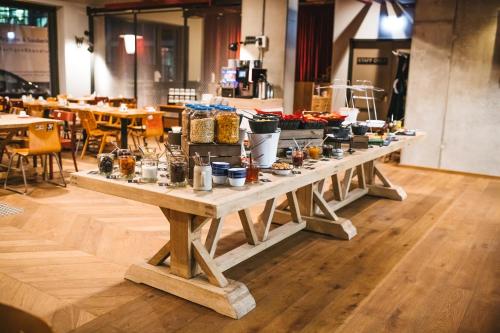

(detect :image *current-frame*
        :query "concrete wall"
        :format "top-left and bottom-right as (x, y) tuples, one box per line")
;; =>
(26, 0), (92, 96)
(241, 0), (297, 112)
(402, 0), (500, 177)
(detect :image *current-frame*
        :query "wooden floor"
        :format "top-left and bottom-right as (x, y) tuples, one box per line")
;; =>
(0, 152), (499, 333)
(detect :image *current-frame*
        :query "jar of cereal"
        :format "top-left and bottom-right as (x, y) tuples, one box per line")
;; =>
(189, 106), (215, 143)
(215, 106), (239, 144)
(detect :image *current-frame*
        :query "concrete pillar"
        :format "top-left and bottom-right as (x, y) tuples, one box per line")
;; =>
(241, 0), (298, 113)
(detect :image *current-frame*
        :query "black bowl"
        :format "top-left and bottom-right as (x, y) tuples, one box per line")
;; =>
(249, 118), (279, 133)
(352, 124), (369, 135)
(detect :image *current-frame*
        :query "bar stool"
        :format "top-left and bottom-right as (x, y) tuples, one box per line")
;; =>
(4, 122), (66, 194)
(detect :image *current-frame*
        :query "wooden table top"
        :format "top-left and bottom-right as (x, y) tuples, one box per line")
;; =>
(0, 114), (60, 129)
(71, 133), (425, 218)
(22, 101), (163, 119)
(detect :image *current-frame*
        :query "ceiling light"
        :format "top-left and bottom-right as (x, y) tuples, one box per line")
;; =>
(7, 31), (15, 40)
(120, 34), (143, 54)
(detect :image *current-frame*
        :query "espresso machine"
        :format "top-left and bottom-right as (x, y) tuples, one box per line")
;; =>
(251, 60), (268, 98)
(236, 60), (253, 98)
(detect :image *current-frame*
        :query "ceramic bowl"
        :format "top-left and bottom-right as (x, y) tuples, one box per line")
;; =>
(228, 168), (246, 178)
(272, 169), (292, 176)
(212, 175), (227, 185)
(228, 177), (246, 187)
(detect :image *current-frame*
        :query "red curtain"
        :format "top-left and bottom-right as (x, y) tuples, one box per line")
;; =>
(295, 4), (334, 82)
(202, 12), (241, 91)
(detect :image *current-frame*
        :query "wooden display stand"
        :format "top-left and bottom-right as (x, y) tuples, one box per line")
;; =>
(278, 129), (324, 155)
(71, 133), (424, 319)
(181, 136), (241, 178)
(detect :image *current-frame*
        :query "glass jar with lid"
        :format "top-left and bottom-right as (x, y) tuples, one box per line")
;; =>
(97, 153), (114, 176)
(181, 104), (194, 138)
(215, 106), (239, 144)
(189, 106), (215, 143)
(168, 154), (188, 187)
(117, 149), (136, 179)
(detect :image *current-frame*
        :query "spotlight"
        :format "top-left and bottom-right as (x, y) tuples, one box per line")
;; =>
(229, 42), (239, 52)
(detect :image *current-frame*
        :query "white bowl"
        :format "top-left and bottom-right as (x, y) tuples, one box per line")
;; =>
(228, 177), (246, 187)
(212, 175), (227, 185)
(272, 169), (291, 176)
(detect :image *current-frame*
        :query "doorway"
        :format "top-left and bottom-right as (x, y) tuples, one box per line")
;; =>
(348, 39), (411, 121)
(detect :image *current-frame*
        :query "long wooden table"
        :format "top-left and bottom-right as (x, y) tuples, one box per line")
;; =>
(22, 101), (163, 148)
(71, 133), (424, 318)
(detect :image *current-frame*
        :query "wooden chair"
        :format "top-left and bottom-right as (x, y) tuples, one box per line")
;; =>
(52, 110), (79, 171)
(78, 109), (118, 158)
(4, 122), (66, 194)
(26, 105), (45, 118)
(130, 114), (164, 149)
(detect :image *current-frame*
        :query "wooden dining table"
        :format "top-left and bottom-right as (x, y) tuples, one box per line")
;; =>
(22, 101), (163, 148)
(71, 132), (425, 319)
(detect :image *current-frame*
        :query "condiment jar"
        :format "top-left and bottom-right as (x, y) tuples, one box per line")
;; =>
(141, 151), (158, 183)
(168, 155), (187, 187)
(97, 153), (114, 176)
(215, 106), (239, 144)
(193, 165), (212, 191)
(190, 107), (215, 143)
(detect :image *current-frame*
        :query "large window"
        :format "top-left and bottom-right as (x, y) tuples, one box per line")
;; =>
(90, 6), (240, 107)
(0, 1), (58, 96)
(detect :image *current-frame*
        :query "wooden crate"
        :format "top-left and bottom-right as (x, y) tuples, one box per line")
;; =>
(351, 135), (369, 149)
(278, 129), (324, 154)
(181, 137), (242, 178)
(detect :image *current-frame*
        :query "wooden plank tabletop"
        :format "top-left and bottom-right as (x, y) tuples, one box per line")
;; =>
(71, 133), (424, 218)
(0, 114), (60, 129)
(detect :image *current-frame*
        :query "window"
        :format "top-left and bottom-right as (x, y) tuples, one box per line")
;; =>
(0, 2), (58, 96)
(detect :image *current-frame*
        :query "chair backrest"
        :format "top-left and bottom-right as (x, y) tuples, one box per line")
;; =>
(52, 110), (76, 122)
(27, 105), (44, 118)
(78, 109), (97, 132)
(28, 122), (61, 155)
(145, 114), (164, 137)
(9, 107), (24, 115)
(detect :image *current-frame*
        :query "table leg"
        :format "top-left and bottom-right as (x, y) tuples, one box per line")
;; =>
(120, 118), (128, 149)
(125, 207), (256, 319)
(274, 160), (408, 240)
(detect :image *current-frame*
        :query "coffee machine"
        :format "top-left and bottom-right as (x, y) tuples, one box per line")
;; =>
(236, 60), (253, 98)
(251, 60), (268, 98)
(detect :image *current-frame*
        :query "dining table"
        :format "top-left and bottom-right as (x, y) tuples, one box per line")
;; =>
(71, 132), (425, 319)
(22, 101), (163, 148)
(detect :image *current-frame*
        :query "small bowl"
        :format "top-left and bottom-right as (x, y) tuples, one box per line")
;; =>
(212, 162), (230, 169)
(212, 169), (228, 176)
(229, 177), (246, 187)
(228, 168), (246, 178)
(212, 175), (227, 185)
(272, 169), (292, 176)
(352, 123), (369, 135)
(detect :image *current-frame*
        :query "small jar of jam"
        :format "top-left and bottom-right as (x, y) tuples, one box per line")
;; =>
(169, 155), (187, 187)
(292, 148), (303, 168)
(119, 155), (136, 179)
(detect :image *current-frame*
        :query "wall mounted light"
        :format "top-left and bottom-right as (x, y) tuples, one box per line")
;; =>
(75, 36), (84, 48)
(120, 34), (143, 54)
(7, 31), (15, 40)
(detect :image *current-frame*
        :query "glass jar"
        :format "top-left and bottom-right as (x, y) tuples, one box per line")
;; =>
(308, 146), (322, 160)
(141, 152), (158, 183)
(97, 153), (114, 176)
(190, 107), (215, 143)
(181, 104), (193, 137)
(215, 107), (239, 144)
(119, 155), (136, 179)
(292, 149), (303, 168)
(168, 155), (187, 187)
(322, 144), (334, 158)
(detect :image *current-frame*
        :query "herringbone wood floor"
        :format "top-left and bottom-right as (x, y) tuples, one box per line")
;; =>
(0, 153), (498, 333)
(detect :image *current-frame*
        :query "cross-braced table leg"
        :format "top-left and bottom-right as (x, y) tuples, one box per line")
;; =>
(125, 208), (256, 318)
(273, 160), (408, 240)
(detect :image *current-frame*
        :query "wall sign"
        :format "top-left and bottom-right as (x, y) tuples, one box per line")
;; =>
(357, 57), (388, 65)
